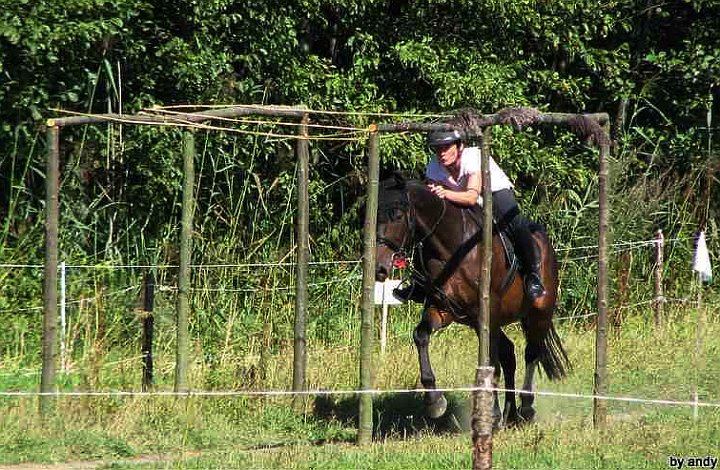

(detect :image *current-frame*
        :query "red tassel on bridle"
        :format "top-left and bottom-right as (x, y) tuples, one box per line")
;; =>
(392, 253), (408, 269)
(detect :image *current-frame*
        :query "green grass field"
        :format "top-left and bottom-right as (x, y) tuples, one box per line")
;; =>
(1, 305), (718, 469)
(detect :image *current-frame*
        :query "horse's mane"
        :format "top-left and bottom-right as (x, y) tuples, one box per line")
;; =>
(377, 175), (419, 223)
(378, 174), (482, 225)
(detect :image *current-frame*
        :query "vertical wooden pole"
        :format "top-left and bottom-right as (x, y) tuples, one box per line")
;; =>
(142, 272), (155, 391)
(41, 124), (60, 417)
(653, 229), (664, 328)
(472, 366), (494, 470)
(472, 128), (493, 469)
(693, 231), (705, 420)
(478, 129), (492, 367)
(358, 126), (380, 445)
(175, 130), (195, 393)
(293, 113), (310, 409)
(593, 133), (611, 429)
(693, 273), (703, 420)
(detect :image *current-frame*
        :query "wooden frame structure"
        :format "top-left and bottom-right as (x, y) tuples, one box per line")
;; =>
(359, 109), (611, 465)
(41, 105), (311, 412)
(41, 106), (612, 464)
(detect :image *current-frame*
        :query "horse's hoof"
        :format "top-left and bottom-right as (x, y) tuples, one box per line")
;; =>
(426, 394), (448, 419)
(492, 417), (504, 432)
(503, 402), (518, 427)
(519, 406), (536, 423)
(503, 413), (520, 428)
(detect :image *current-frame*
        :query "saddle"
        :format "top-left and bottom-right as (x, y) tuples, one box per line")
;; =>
(497, 228), (521, 294)
(496, 215), (549, 296)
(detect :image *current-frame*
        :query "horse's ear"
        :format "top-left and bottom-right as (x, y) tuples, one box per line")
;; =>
(393, 170), (407, 188)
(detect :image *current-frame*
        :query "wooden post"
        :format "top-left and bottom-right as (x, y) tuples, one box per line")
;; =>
(472, 366), (494, 470)
(41, 124), (60, 417)
(293, 113), (310, 409)
(358, 127), (380, 445)
(175, 130), (195, 393)
(141, 272), (155, 391)
(653, 229), (664, 328)
(693, 230), (706, 420)
(472, 128), (493, 468)
(593, 130), (611, 429)
(477, 129), (492, 366)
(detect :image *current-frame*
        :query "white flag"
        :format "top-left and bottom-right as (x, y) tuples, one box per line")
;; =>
(693, 231), (712, 283)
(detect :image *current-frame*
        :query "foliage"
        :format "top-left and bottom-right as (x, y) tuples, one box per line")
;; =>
(0, 0), (718, 367)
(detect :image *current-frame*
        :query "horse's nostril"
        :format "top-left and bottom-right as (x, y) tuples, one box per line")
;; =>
(376, 266), (388, 282)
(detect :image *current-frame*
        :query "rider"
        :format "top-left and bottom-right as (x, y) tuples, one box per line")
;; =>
(393, 128), (546, 302)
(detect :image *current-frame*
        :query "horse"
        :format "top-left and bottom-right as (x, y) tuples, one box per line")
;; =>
(374, 174), (570, 428)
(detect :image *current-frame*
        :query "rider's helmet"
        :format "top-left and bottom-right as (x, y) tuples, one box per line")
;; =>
(426, 129), (462, 150)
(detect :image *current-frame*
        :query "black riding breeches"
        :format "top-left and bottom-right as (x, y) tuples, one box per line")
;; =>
(491, 189), (520, 230)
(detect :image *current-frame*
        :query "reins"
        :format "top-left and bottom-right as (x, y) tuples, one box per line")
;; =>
(412, 196), (446, 275)
(376, 184), (473, 315)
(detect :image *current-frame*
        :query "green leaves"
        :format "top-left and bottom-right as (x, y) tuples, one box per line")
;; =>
(1, 0), (719, 353)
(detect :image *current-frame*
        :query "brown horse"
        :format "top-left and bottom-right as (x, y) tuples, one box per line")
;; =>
(375, 174), (569, 427)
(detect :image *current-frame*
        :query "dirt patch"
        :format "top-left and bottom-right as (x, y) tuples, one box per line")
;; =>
(0, 452), (200, 470)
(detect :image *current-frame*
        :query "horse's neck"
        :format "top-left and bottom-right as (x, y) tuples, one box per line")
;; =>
(411, 187), (468, 254)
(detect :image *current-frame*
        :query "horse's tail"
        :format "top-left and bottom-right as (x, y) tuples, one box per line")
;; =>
(524, 322), (571, 380)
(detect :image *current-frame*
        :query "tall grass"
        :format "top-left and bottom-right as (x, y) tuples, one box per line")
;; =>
(0, 119), (716, 382)
(1, 300), (719, 468)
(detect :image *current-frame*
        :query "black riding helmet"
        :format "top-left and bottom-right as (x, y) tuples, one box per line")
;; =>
(426, 129), (462, 149)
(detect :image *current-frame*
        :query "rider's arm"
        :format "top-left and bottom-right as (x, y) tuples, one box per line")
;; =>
(428, 171), (481, 207)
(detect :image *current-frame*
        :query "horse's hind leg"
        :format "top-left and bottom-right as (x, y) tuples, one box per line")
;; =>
(493, 329), (519, 428)
(519, 340), (541, 423)
(520, 315), (570, 422)
(413, 306), (452, 418)
(490, 353), (503, 430)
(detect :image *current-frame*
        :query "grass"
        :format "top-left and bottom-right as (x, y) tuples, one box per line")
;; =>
(0, 304), (719, 469)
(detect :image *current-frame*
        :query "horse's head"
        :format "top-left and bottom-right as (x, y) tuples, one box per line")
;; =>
(375, 174), (414, 282)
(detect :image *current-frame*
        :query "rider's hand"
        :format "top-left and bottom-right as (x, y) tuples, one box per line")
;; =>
(428, 183), (446, 199)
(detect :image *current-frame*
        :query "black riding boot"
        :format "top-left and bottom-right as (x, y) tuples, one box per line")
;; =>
(510, 218), (546, 300)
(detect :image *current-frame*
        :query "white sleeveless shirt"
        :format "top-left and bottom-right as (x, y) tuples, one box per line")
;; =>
(425, 147), (513, 205)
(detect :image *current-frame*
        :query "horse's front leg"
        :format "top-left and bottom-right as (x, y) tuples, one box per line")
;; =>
(413, 306), (453, 418)
(489, 335), (504, 431)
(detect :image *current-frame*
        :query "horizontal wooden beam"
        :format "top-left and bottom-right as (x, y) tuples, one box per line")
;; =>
(46, 105), (308, 128)
(378, 111), (610, 134)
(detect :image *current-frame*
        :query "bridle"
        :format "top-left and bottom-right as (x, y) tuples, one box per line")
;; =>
(376, 204), (414, 269)
(377, 187), (447, 271)
(377, 185), (470, 318)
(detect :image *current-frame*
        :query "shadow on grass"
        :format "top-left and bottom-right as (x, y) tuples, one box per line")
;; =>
(313, 392), (471, 441)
